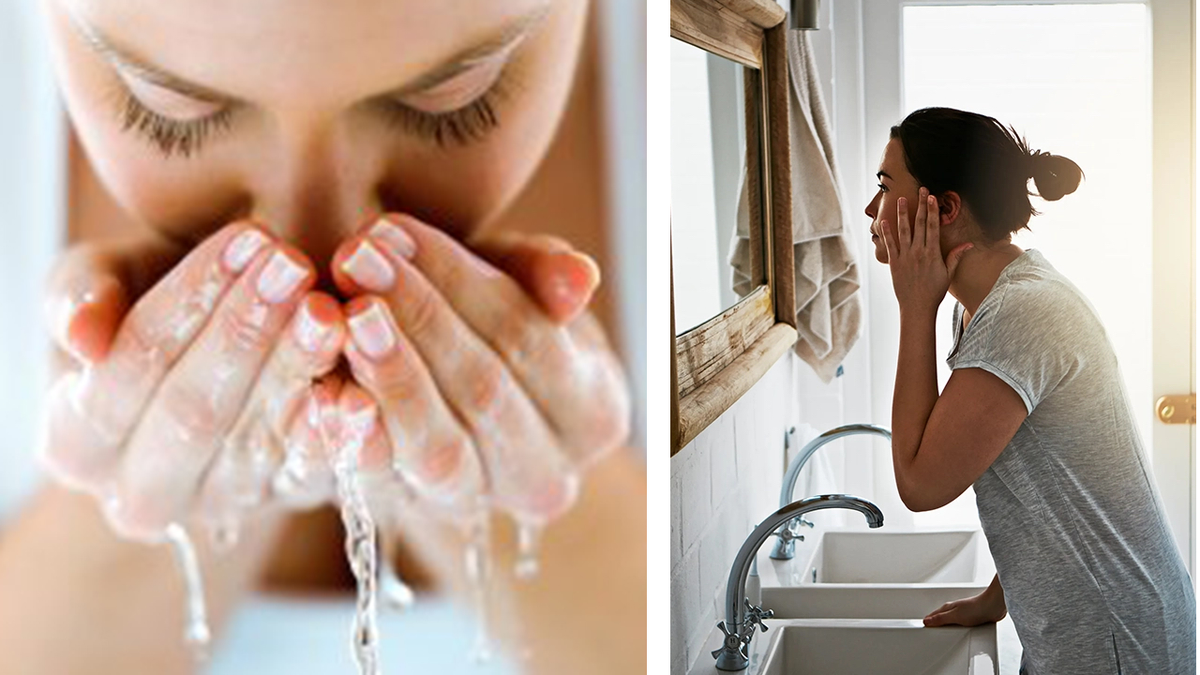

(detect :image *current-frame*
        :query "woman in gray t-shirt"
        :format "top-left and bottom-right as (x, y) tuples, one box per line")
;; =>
(865, 106), (1196, 674)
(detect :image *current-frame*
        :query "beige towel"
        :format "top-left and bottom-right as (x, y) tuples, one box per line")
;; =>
(731, 29), (861, 383)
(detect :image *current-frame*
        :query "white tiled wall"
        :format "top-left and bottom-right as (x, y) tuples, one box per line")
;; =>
(670, 339), (904, 674)
(670, 355), (796, 674)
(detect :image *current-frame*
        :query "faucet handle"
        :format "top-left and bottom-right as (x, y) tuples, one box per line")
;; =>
(744, 598), (774, 633)
(771, 522), (805, 544)
(712, 621), (753, 659)
(797, 516), (815, 529)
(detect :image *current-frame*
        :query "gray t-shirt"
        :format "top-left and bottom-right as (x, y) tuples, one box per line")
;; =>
(947, 248), (1195, 674)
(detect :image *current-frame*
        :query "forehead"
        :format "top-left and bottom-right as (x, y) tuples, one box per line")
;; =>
(878, 137), (906, 176)
(63, 0), (547, 104)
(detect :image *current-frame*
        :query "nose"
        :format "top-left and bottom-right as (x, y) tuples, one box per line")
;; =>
(247, 121), (385, 282)
(865, 193), (879, 221)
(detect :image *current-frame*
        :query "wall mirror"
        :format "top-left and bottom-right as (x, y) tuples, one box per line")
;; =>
(670, 39), (759, 333)
(671, 0), (798, 454)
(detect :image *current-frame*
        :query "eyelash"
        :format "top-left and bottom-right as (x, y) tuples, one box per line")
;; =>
(118, 90), (234, 159)
(379, 68), (515, 147)
(113, 58), (517, 158)
(877, 183), (887, 192)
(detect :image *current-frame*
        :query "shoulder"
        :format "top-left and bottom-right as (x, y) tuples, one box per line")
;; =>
(976, 264), (1097, 338)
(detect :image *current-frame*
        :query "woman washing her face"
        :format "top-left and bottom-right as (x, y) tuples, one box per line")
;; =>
(0, 1), (644, 673)
(867, 107), (1194, 674)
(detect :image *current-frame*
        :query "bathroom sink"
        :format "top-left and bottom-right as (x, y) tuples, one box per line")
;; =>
(687, 619), (998, 675)
(806, 529), (990, 584)
(758, 528), (994, 620)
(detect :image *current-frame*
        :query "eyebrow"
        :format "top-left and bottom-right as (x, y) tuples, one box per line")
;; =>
(68, 4), (550, 105)
(876, 170), (892, 181)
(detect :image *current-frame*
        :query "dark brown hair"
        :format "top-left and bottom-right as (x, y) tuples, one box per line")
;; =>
(890, 107), (1084, 242)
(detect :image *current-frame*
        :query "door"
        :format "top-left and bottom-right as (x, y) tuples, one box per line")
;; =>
(861, 0), (1196, 575)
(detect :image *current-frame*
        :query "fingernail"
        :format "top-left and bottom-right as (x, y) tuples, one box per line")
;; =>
(257, 250), (308, 303)
(369, 218), (417, 260)
(294, 302), (330, 353)
(550, 252), (600, 315)
(224, 228), (270, 273)
(349, 302), (397, 359)
(342, 240), (396, 292)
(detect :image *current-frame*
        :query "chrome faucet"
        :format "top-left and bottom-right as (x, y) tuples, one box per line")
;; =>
(713, 494), (884, 671)
(769, 424), (891, 560)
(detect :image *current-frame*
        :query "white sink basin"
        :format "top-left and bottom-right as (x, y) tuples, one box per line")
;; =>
(759, 529), (995, 620)
(807, 529), (990, 584)
(687, 619), (998, 675)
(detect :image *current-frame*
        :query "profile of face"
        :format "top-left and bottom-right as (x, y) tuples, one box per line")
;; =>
(44, 0), (587, 267)
(864, 137), (959, 265)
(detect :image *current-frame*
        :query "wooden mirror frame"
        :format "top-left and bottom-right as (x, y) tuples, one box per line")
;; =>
(671, 0), (798, 455)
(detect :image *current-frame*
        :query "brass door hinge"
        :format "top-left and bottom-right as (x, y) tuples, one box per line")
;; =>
(1156, 394), (1196, 425)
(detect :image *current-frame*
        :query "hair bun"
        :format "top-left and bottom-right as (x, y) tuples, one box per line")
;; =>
(1028, 149), (1083, 201)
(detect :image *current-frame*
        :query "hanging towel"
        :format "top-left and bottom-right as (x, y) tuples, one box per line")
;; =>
(730, 29), (861, 383)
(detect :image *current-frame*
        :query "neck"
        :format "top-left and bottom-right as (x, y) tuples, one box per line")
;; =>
(947, 240), (1025, 314)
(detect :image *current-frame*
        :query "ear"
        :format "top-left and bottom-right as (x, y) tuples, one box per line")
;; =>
(936, 191), (964, 227)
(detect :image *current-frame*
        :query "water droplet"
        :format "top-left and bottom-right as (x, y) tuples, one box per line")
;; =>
(378, 558), (415, 612)
(515, 522), (543, 581)
(464, 513), (496, 665)
(207, 518), (240, 554)
(164, 523), (211, 663)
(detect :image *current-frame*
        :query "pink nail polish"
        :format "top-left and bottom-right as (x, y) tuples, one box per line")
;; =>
(349, 303), (397, 359)
(224, 229), (269, 273)
(256, 251), (308, 303)
(293, 302), (329, 353)
(369, 218), (417, 260)
(342, 240), (396, 292)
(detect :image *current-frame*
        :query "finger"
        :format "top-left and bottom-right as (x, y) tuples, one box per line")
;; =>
(946, 243), (974, 281)
(110, 243), (314, 539)
(913, 189), (927, 248)
(239, 292), (347, 441)
(41, 223), (270, 489)
(198, 292), (346, 516)
(44, 233), (184, 364)
(926, 192), (939, 249)
(923, 611), (953, 627)
(470, 233), (601, 324)
(337, 237), (579, 522)
(922, 605), (956, 626)
(271, 379), (343, 508)
(896, 196), (911, 249)
(337, 216), (628, 462)
(332, 384), (425, 519)
(341, 297), (486, 514)
(45, 267), (126, 365)
(880, 218), (898, 262)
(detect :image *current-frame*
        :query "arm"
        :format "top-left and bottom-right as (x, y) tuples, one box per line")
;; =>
(891, 311), (1027, 512)
(0, 486), (287, 674)
(881, 190), (1027, 512)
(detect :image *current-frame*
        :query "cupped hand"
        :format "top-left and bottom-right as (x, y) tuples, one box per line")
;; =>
(330, 215), (630, 525)
(880, 187), (973, 316)
(42, 224), (344, 541)
(41, 215), (625, 538)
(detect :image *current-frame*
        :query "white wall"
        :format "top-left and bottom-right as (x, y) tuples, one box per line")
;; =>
(670, 355), (796, 674)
